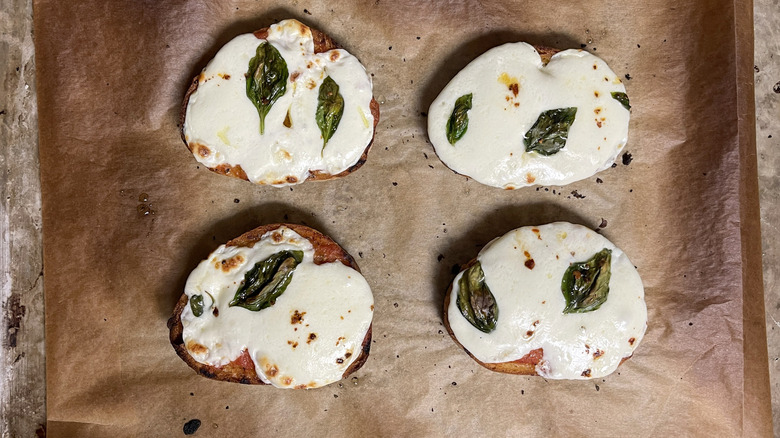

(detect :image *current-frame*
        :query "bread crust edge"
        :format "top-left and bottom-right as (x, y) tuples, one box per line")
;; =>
(168, 223), (373, 386)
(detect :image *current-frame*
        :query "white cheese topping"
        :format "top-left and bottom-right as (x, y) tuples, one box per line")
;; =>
(447, 223), (646, 379)
(428, 43), (630, 189)
(181, 227), (373, 388)
(183, 19), (375, 186)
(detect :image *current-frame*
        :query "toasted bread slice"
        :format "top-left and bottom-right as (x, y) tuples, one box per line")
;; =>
(443, 223), (645, 379)
(180, 20), (380, 186)
(168, 223), (372, 385)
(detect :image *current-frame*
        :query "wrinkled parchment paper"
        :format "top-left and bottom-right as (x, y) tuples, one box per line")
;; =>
(34, 0), (770, 436)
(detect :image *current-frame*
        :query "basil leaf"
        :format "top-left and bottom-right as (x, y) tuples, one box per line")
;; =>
(229, 250), (303, 312)
(446, 93), (472, 145)
(456, 262), (498, 333)
(316, 76), (344, 154)
(561, 248), (612, 314)
(523, 107), (578, 156)
(246, 42), (289, 134)
(611, 91), (631, 110)
(190, 294), (204, 317)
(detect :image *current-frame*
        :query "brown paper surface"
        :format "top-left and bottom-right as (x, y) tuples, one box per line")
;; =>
(34, 0), (771, 436)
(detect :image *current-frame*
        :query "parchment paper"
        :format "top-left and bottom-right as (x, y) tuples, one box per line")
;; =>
(34, 0), (771, 436)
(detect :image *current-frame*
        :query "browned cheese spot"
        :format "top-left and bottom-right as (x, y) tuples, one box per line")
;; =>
(198, 72), (206, 83)
(307, 79), (317, 89)
(197, 144), (211, 157)
(336, 336), (345, 346)
(504, 186), (515, 190)
(604, 76), (609, 82)
(514, 102), (520, 107)
(370, 305), (374, 311)
(594, 107), (602, 114)
(287, 340), (299, 349)
(581, 369), (592, 378)
(299, 22), (308, 34)
(526, 173), (536, 184)
(524, 251), (531, 258)
(525, 259), (535, 270)
(573, 270), (582, 280)
(186, 341), (208, 355)
(220, 254), (245, 272)
(595, 119), (603, 128)
(330, 51), (340, 62)
(593, 64), (598, 70)
(594, 91), (600, 98)
(295, 384), (307, 389)
(218, 73), (231, 80)
(266, 364), (279, 377)
(285, 175), (298, 184)
(532, 228), (542, 240)
(291, 310), (306, 325)
(526, 330), (534, 337)
(282, 376), (293, 386)
(212, 307), (219, 317)
(336, 358), (344, 364)
(307, 333), (317, 344)
(290, 71), (301, 82)
(509, 83), (519, 97)
(345, 352), (352, 359)
(593, 349), (604, 359)
(629, 337), (636, 346)
(271, 231), (284, 243)
(283, 110), (292, 128)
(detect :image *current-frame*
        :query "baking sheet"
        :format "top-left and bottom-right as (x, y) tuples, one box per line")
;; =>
(34, 0), (771, 436)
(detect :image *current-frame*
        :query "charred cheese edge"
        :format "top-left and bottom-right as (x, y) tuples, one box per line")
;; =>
(446, 222), (646, 379)
(182, 19), (376, 187)
(179, 226), (374, 388)
(428, 43), (630, 189)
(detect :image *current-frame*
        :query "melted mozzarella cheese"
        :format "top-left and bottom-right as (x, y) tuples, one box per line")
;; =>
(181, 227), (373, 388)
(183, 19), (375, 186)
(428, 43), (629, 189)
(447, 223), (646, 380)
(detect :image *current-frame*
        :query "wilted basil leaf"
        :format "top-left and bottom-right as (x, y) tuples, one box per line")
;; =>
(246, 42), (289, 134)
(523, 107), (578, 156)
(561, 248), (612, 314)
(456, 262), (498, 333)
(229, 250), (303, 311)
(447, 93), (472, 145)
(611, 92), (631, 110)
(190, 294), (204, 317)
(316, 76), (344, 154)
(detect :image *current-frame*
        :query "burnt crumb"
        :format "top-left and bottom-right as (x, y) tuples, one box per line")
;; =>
(183, 419), (201, 435)
(226, 406), (229, 409)
(451, 381), (457, 386)
(303, 8), (311, 14)
(420, 112), (428, 117)
(307, 333), (317, 343)
(622, 152), (633, 165)
(596, 177), (603, 184)
(598, 218), (608, 229)
(0, 110), (5, 116)
(437, 254), (445, 262)
(283, 214), (289, 220)
(595, 384), (600, 391)
(393, 303), (399, 308)
(521, 389), (525, 395)
(392, 182), (398, 186)
(629, 189), (633, 193)
(234, 198), (240, 203)
(336, 358), (344, 364)
(754, 65), (760, 73)
(637, 44), (641, 48)
(611, 163), (617, 168)
(438, 330), (443, 334)
(190, 392), (194, 396)
(524, 259), (535, 270)
(571, 190), (585, 199)
(580, 43), (587, 48)
(423, 152), (428, 159)
(451, 264), (460, 275)
(624, 73), (632, 80)
(689, 322), (693, 326)
(388, 46), (392, 50)
(358, 252), (364, 258)
(212, 307), (219, 317)
(581, 369), (592, 378)
(774, 81), (780, 94)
